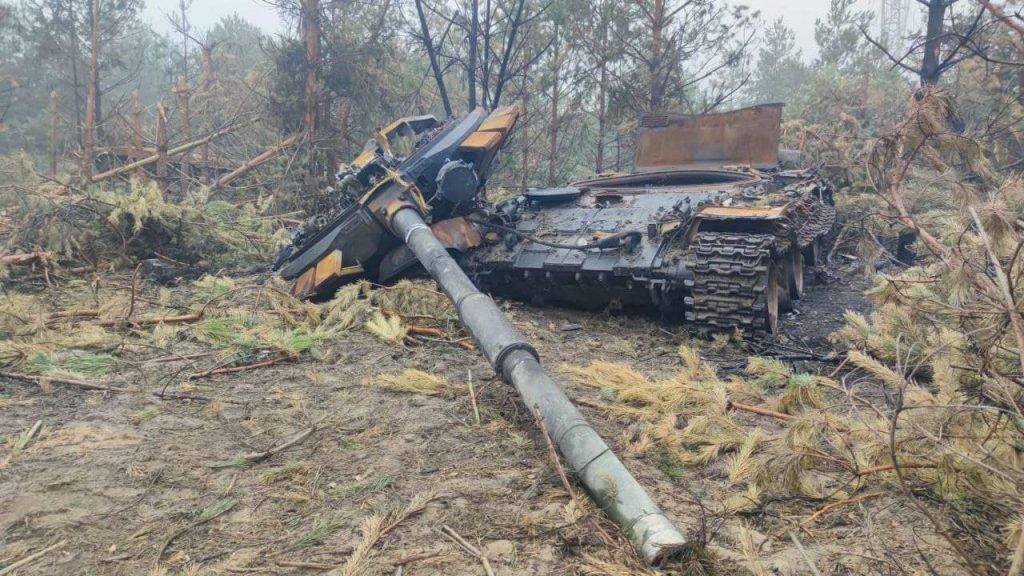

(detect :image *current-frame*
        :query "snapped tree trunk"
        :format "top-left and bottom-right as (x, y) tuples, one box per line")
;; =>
(174, 76), (192, 191)
(213, 133), (302, 190)
(131, 91), (144, 178)
(155, 102), (168, 192)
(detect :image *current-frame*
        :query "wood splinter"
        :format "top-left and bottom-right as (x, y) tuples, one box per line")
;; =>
(1, 252), (51, 266)
(187, 353), (296, 380)
(0, 539), (67, 575)
(0, 371), (125, 392)
(439, 525), (496, 576)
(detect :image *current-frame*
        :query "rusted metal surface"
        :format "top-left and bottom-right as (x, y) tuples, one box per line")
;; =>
(698, 205), (787, 220)
(634, 103), (784, 171)
(430, 217), (484, 252)
(575, 169), (761, 196)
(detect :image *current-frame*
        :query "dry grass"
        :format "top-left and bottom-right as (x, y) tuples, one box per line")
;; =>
(331, 492), (433, 576)
(372, 369), (454, 396)
(563, 313), (1023, 572)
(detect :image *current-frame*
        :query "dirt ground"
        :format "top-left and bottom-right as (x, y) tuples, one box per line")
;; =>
(0, 262), (961, 575)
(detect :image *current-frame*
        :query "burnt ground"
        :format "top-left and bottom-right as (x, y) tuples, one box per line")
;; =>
(0, 263), (955, 576)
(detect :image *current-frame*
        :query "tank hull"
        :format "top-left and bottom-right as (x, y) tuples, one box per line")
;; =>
(461, 168), (834, 336)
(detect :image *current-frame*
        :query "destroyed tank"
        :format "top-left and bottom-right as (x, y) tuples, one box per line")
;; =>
(275, 103), (835, 337)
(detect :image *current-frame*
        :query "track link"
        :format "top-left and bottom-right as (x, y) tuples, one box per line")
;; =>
(685, 232), (777, 337)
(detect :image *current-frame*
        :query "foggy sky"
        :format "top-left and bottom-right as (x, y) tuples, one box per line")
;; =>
(144, 0), (880, 59)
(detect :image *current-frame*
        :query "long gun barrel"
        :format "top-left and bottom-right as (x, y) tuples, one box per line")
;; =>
(389, 206), (689, 565)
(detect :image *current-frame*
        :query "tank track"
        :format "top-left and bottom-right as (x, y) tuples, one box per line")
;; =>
(798, 203), (837, 247)
(684, 232), (776, 337)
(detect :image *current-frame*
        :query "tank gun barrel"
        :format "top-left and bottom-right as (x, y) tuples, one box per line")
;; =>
(389, 207), (689, 565)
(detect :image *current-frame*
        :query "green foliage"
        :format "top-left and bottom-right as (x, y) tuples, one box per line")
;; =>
(195, 498), (236, 522)
(193, 275), (239, 303)
(25, 351), (116, 378)
(130, 406), (160, 424)
(292, 513), (348, 550)
(7, 179), (280, 270)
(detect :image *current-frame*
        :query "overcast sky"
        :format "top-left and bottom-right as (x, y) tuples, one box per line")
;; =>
(143, 0), (879, 59)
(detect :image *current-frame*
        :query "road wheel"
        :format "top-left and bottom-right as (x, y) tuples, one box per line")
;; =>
(803, 237), (824, 267)
(787, 248), (804, 300)
(764, 263), (780, 336)
(778, 261), (794, 311)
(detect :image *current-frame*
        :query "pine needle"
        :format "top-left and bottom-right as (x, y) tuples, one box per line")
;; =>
(332, 492), (433, 576)
(364, 312), (407, 345)
(373, 369), (450, 395)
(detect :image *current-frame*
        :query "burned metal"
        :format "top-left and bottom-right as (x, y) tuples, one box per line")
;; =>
(634, 103), (784, 171)
(272, 103), (836, 563)
(274, 106), (693, 565)
(276, 103), (834, 338)
(464, 167), (834, 337)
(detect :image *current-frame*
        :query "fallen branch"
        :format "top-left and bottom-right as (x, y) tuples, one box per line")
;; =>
(801, 492), (883, 526)
(97, 312), (202, 328)
(407, 325), (445, 338)
(208, 425), (317, 469)
(152, 392), (247, 405)
(533, 407), (618, 550)
(187, 353), (295, 379)
(391, 550), (443, 567)
(1, 252), (51, 266)
(20, 420), (43, 449)
(0, 370), (126, 392)
(144, 351), (215, 364)
(788, 532), (823, 576)
(157, 499), (236, 561)
(212, 133), (302, 190)
(0, 539), (66, 575)
(726, 400), (794, 421)
(855, 463), (935, 476)
(467, 369), (481, 426)
(439, 525), (495, 576)
(89, 122), (247, 184)
(47, 309), (100, 321)
(275, 560), (337, 570)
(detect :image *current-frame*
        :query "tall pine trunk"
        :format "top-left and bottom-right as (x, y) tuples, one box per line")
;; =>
(920, 0), (946, 85)
(468, 0), (478, 109)
(82, 0), (100, 181)
(595, 10), (609, 173)
(547, 28), (561, 187)
(301, 0), (321, 135)
(648, 0), (665, 111)
(520, 65), (530, 193)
